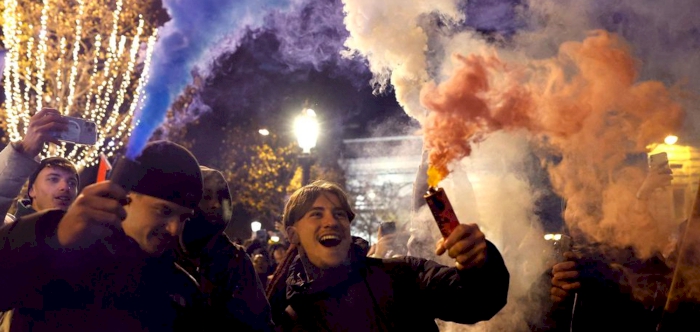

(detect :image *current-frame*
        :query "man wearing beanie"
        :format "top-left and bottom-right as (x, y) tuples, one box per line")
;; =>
(0, 140), (215, 331)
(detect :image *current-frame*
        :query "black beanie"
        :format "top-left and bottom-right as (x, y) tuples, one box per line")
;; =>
(131, 141), (203, 209)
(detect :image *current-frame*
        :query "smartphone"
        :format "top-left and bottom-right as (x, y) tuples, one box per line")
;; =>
(379, 221), (397, 236)
(649, 152), (669, 170)
(546, 234), (572, 261)
(53, 116), (97, 145)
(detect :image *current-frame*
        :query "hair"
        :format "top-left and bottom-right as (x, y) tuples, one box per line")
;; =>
(27, 157), (79, 201)
(282, 180), (355, 228)
(266, 180), (355, 302)
(269, 242), (289, 253)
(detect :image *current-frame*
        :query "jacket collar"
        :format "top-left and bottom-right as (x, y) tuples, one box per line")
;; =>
(15, 199), (36, 218)
(286, 243), (368, 299)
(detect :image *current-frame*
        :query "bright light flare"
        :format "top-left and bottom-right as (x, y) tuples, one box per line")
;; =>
(544, 233), (562, 241)
(294, 108), (319, 153)
(665, 135), (679, 145)
(259, 128), (270, 136)
(251, 221), (262, 232)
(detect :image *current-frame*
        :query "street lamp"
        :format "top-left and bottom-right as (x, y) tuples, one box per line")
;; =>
(251, 221), (262, 233)
(294, 108), (319, 186)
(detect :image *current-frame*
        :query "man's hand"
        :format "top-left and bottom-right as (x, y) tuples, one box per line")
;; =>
(637, 163), (673, 199)
(16, 108), (67, 157)
(550, 252), (581, 303)
(57, 181), (127, 248)
(371, 232), (397, 258)
(435, 223), (487, 270)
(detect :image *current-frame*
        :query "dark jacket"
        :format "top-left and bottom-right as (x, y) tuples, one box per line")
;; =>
(177, 231), (274, 331)
(536, 245), (677, 332)
(0, 210), (207, 331)
(278, 241), (509, 331)
(12, 200), (35, 219)
(176, 166), (273, 331)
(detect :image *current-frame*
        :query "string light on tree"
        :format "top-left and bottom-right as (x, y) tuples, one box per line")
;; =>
(1, 0), (158, 168)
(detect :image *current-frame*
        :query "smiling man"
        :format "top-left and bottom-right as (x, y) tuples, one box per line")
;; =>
(267, 180), (510, 331)
(0, 140), (212, 331)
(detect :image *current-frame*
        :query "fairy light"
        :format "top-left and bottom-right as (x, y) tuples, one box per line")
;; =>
(34, 0), (50, 112)
(65, 0), (85, 115)
(54, 37), (67, 106)
(2, 0), (156, 168)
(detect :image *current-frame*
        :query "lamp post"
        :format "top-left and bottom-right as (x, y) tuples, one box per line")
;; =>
(294, 108), (319, 186)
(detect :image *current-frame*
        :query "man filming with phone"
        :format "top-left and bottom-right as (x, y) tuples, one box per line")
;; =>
(0, 108), (79, 224)
(541, 153), (676, 331)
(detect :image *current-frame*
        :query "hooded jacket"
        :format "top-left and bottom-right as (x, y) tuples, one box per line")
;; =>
(176, 166), (273, 331)
(278, 241), (509, 331)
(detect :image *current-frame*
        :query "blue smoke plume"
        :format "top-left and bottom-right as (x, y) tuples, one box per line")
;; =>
(161, 0), (371, 135)
(126, 0), (292, 159)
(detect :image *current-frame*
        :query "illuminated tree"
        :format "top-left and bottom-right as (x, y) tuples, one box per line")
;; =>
(0, 0), (163, 167)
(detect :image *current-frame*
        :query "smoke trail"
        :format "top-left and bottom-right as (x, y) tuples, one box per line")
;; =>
(160, 0), (372, 137)
(265, 0), (365, 77)
(340, 0), (464, 122)
(126, 0), (293, 159)
(426, 29), (682, 254)
(408, 131), (551, 332)
(342, 0), (698, 329)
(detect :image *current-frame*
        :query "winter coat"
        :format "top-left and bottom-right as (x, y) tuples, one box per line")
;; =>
(279, 241), (509, 331)
(0, 209), (209, 332)
(176, 166), (274, 331)
(0, 144), (39, 225)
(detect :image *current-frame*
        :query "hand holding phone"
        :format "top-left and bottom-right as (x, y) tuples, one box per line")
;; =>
(16, 108), (68, 157)
(637, 152), (673, 199)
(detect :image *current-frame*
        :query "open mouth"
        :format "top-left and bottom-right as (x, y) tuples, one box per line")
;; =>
(319, 234), (342, 248)
(55, 196), (71, 204)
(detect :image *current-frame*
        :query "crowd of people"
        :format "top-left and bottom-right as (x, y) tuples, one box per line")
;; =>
(0, 108), (695, 331)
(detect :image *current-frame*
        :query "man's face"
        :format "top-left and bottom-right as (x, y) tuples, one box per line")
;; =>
(287, 193), (351, 270)
(273, 248), (286, 265)
(122, 193), (193, 256)
(253, 254), (269, 274)
(199, 188), (221, 220)
(29, 166), (78, 211)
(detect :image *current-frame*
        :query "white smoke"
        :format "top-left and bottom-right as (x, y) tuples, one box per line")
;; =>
(409, 131), (552, 332)
(340, 0), (463, 122)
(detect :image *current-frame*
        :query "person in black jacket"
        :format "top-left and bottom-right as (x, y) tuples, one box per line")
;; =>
(0, 140), (208, 331)
(177, 166), (273, 331)
(266, 180), (510, 331)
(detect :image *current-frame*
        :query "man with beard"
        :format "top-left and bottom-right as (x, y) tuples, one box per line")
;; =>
(266, 180), (510, 331)
(0, 141), (210, 331)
